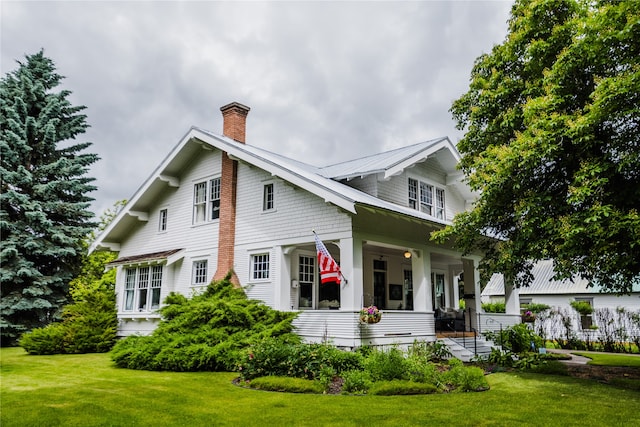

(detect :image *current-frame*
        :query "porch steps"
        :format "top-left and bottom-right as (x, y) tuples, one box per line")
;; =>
(439, 336), (496, 362)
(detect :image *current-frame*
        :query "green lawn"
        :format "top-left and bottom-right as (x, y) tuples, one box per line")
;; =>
(572, 351), (640, 368)
(2, 347), (639, 427)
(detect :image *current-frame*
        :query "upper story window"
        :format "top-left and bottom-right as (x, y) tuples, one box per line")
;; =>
(158, 208), (168, 232)
(251, 253), (270, 280)
(408, 177), (445, 220)
(123, 265), (163, 312)
(193, 177), (221, 224)
(263, 183), (274, 211)
(192, 260), (208, 286)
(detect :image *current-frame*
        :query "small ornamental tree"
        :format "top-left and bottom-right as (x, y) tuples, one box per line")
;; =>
(1, 51), (99, 345)
(110, 274), (299, 371)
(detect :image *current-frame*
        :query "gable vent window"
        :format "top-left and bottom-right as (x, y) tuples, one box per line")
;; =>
(408, 177), (445, 220)
(193, 177), (221, 224)
(159, 208), (168, 232)
(263, 183), (274, 211)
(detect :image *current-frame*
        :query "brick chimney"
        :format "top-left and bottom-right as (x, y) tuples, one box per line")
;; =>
(213, 102), (250, 285)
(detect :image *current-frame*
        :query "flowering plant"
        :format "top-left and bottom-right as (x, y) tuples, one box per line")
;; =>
(522, 310), (535, 322)
(359, 305), (382, 324)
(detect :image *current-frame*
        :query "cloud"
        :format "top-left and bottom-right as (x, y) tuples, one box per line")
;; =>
(1, 0), (512, 216)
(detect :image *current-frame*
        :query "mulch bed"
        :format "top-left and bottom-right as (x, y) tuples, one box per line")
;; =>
(564, 364), (640, 384)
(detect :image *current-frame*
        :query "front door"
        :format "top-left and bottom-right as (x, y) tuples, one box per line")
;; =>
(373, 259), (387, 309)
(432, 272), (446, 311)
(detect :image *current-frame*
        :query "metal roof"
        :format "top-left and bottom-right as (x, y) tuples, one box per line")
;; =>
(483, 259), (640, 295)
(90, 126), (469, 253)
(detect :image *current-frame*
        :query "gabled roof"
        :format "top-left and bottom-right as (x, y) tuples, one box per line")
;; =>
(319, 137), (458, 180)
(482, 259), (640, 295)
(90, 126), (471, 253)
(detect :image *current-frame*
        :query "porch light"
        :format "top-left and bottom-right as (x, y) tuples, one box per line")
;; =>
(403, 250), (412, 259)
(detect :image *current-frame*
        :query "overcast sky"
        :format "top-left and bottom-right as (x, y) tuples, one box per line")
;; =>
(1, 0), (513, 217)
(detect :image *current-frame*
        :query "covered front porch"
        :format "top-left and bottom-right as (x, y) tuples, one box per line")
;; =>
(282, 233), (487, 348)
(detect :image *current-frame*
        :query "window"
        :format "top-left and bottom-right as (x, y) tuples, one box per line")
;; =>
(159, 209), (168, 232)
(408, 178), (418, 209)
(193, 178), (221, 224)
(408, 178), (445, 219)
(263, 183), (274, 211)
(419, 181), (433, 215)
(297, 253), (340, 310)
(435, 188), (445, 219)
(123, 265), (163, 312)
(298, 255), (315, 309)
(251, 253), (270, 280)
(192, 260), (208, 286)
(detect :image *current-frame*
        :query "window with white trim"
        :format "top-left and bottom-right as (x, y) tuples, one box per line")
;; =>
(251, 253), (270, 280)
(159, 208), (168, 232)
(408, 177), (445, 219)
(263, 183), (274, 211)
(123, 265), (163, 312)
(192, 260), (208, 286)
(193, 178), (221, 224)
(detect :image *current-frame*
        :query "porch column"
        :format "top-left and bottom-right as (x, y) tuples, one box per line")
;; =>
(504, 275), (520, 315)
(462, 258), (482, 330)
(412, 249), (432, 312)
(340, 237), (362, 311)
(274, 245), (291, 311)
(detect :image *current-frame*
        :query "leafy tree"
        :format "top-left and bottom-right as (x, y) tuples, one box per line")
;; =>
(434, 0), (640, 293)
(0, 51), (99, 345)
(111, 274), (299, 371)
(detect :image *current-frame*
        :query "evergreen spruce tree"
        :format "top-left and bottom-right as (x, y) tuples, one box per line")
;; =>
(1, 51), (99, 345)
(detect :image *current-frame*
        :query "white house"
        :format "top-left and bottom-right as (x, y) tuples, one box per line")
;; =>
(91, 102), (515, 348)
(482, 259), (640, 312)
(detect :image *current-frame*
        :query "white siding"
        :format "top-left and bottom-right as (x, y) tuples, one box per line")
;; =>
(342, 175), (378, 196)
(117, 149), (222, 259)
(375, 162), (467, 221)
(233, 164), (352, 301)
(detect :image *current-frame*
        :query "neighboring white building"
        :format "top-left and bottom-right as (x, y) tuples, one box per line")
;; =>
(91, 102), (510, 347)
(482, 259), (640, 311)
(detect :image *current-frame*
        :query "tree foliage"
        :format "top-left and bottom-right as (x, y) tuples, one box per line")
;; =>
(110, 275), (300, 371)
(18, 202), (124, 354)
(1, 50), (99, 345)
(434, 0), (640, 293)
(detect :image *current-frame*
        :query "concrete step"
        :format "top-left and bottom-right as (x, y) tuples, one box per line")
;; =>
(442, 336), (498, 361)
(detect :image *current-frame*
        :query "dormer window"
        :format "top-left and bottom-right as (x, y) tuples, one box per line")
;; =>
(408, 178), (445, 220)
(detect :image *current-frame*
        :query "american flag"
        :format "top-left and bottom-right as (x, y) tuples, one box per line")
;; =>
(314, 232), (341, 285)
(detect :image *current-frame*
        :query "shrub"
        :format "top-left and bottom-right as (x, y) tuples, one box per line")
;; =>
(404, 357), (443, 387)
(112, 275), (300, 371)
(523, 303), (551, 314)
(341, 370), (372, 394)
(20, 268), (117, 355)
(248, 376), (324, 394)
(482, 301), (506, 313)
(570, 301), (594, 316)
(449, 366), (489, 392)
(238, 339), (364, 380)
(369, 380), (437, 395)
(407, 340), (452, 362)
(363, 346), (407, 381)
(485, 323), (543, 353)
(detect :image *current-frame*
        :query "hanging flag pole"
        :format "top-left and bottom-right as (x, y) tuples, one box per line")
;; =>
(312, 230), (348, 285)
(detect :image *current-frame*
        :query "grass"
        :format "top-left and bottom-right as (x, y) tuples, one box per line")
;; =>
(572, 351), (640, 368)
(2, 347), (640, 426)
